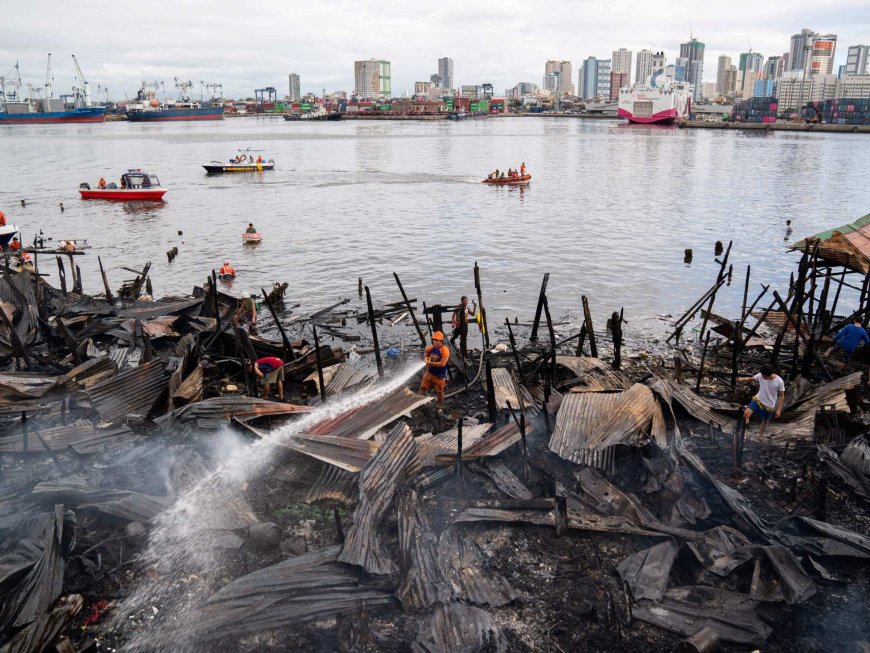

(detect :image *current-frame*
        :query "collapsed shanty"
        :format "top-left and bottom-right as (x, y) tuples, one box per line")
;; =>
(1, 229), (870, 652)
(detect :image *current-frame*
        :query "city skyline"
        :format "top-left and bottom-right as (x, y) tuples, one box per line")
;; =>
(1, 0), (867, 99)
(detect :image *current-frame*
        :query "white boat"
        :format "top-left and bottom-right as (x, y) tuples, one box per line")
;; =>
(617, 70), (692, 124)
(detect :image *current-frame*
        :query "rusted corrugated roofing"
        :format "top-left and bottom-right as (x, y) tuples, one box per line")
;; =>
(306, 387), (432, 440)
(305, 464), (358, 504)
(86, 359), (170, 422)
(415, 422), (491, 466)
(487, 367), (521, 411)
(438, 526), (517, 607)
(396, 488), (447, 610)
(555, 356), (632, 392)
(649, 375), (733, 432)
(172, 364), (203, 406)
(435, 421), (522, 464)
(116, 297), (204, 320)
(0, 422), (138, 454)
(413, 603), (507, 653)
(265, 433), (380, 472)
(792, 213), (870, 273)
(339, 423), (420, 575)
(157, 395), (312, 429)
(549, 384), (667, 464)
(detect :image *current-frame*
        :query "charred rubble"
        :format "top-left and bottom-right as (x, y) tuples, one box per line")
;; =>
(0, 242), (869, 653)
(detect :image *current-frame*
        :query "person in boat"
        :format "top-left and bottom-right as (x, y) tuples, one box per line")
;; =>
(520, 162), (526, 176)
(489, 168), (499, 180)
(500, 172), (506, 179)
(418, 331), (450, 413)
(9, 237), (20, 252)
(98, 177), (107, 189)
(19, 251), (33, 269)
(256, 155), (263, 164)
(0, 210), (5, 227)
(120, 176), (127, 189)
(245, 223), (257, 234)
(250, 356), (284, 400)
(219, 260), (236, 277)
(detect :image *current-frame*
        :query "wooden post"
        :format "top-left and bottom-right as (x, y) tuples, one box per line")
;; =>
(313, 325), (327, 403)
(730, 319), (741, 388)
(554, 495), (568, 537)
(529, 273), (550, 342)
(695, 331), (711, 393)
(505, 319), (523, 376)
(485, 357), (497, 423)
(393, 272), (427, 348)
(0, 303), (31, 369)
(55, 318), (81, 366)
(698, 241), (733, 343)
(67, 253), (78, 290)
(455, 416), (463, 476)
(612, 309), (623, 369)
(357, 277), (363, 299)
(698, 264), (732, 345)
(543, 296), (557, 398)
(232, 320), (253, 396)
(55, 257), (67, 296)
(260, 287), (296, 360)
(365, 286), (383, 378)
(741, 265), (751, 320)
(575, 324), (587, 356)
(474, 262), (490, 350)
(581, 295), (597, 357)
(98, 256), (114, 304)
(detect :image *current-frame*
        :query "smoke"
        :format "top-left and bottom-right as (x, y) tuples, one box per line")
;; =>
(116, 361), (424, 652)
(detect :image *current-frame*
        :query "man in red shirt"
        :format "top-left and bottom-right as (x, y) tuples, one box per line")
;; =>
(250, 356), (284, 400)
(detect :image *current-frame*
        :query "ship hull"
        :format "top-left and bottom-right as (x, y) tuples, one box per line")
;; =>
(617, 107), (679, 124)
(127, 107), (224, 122)
(0, 107), (106, 124)
(80, 188), (167, 201)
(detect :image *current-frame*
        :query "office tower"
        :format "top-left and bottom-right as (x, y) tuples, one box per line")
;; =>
(739, 52), (764, 73)
(354, 59), (391, 99)
(437, 57), (454, 89)
(596, 59), (611, 99)
(789, 28), (815, 71)
(288, 73), (300, 100)
(680, 38), (705, 101)
(763, 56), (784, 80)
(845, 45), (870, 76)
(580, 57), (598, 98)
(612, 48), (632, 83)
(674, 57), (688, 82)
(716, 55), (731, 94)
(635, 49), (653, 85)
(544, 60), (574, 96)
(610, 71), (628, 100)
(806, 34), (837, 76)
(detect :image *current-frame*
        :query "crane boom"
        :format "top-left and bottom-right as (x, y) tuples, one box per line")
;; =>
(71, 54), (91, 107)
(45, 53), (53, 98)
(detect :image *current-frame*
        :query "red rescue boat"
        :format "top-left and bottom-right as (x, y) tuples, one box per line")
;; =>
(79, 169), (167, 201)
(482, 174), (531, 186)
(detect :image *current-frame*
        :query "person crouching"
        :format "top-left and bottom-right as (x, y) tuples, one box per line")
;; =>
(250, 356), (285, 400)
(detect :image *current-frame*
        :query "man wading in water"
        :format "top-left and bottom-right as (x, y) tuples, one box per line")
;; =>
(737, 365), (785, 438)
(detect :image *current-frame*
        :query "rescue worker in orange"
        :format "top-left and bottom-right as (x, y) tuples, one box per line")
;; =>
(256, 155), (263, 164)
(98, 177), (107, 189)
(219, 260), (236, 277)
(0, 210), (6, 227)
(418, 331), (450, 413)
(520, 162), (526, 176)
(9, 237), (21, 252)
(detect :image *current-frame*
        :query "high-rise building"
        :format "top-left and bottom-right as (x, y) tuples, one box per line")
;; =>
(652, 51), (666, 70)
(789, 28), (816, 72)
(836, 75), (870, 99)
(763, 56), (784, 81)
(596, 59), (611, 99)
(354, 59), (391, 99)
(609, 71), (628, 101)
(776, 71), (837, 109)
(739, 52), (764, 73)
(580, 57), (598, 98)
(680, 38), (705, 101)
(612, 48), (632, 82)
(716, 55), (732, 94)
(430, 73), (442, 87)
(438, 57), (454, 89)
(846, 46), (870, 76)
(288, 73), (301, 101)
(674, 57), (688, 83)
(723, 66), (738, 96)
(806, 34), (837, 77)
(635, 50), (653, 85)
(544, 60), (574, 96)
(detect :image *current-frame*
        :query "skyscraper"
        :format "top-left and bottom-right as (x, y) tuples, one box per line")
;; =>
(674, 57), (688, 83)
(438, 57), (454, 89)
(609, 71), (628, 101)
(652, 51), (666, 71)
(806, 34), (837, 76)
(723, 66), (738, 96)
(680, 38), (705, 101)
(716, 55), (732, 94)
(544, 60), (574, 96)
(596, 59), (611, 99)
(789, 28), (816, 72)
(288, 73), (301, 101)
(612, 48), (632, 83)
(763, 56), (784, 81)
(635, 50), (653, 85)
(354, 59), (391, 99)
(846, 45), (870, 76)
(580, 57), (598, 98)
(739, 52), (764, 73)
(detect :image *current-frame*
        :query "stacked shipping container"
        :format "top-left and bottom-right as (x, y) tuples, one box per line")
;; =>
(802, 99), (870, 125)
(732, 97), (778, 123)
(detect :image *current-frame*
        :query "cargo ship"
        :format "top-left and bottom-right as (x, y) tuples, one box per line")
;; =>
(126, 79), (224, 122)
(617, 69), (692, 124)
(0, 55), (106, 125)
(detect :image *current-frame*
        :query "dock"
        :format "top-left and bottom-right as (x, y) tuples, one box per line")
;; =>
(679, 120), (870, 134)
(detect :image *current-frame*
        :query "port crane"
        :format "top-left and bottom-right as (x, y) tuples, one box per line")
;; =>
(44, 53), (53, 98)
(0, 61), (23, 102)
(200, 81), (223, 101)
(174, 78), (194, 102)
(71, 54), (91, 107)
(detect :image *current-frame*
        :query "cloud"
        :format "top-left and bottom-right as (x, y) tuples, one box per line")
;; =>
(1, 0), (867, 99)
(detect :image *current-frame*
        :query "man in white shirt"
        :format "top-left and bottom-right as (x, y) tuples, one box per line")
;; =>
(737, 365), (785, 437)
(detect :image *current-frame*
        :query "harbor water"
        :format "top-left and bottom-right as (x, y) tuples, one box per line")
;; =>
(2, 117), (869, 330)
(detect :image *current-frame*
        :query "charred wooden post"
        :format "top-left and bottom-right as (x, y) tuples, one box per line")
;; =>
(209, 272), (222, 335)
(431, 304), (444, 333)
(0, 303), (31, 369)
(741, 265), (751, 320)
(333, 507), (345, 543)
(554, 495), (568, 536)
(611, 309), (623, 369)
(73, 265), (83, 295)
(541, 396), (552, 435)
(581, 295), (598, 357)
(666, 276), (728, 343)
(474, 262), (491, 350)
(575, 323), (587, 356)
(529, 272), (550, 342)
(67, 253), (78, 290)
(55, 257), (67, 296)
(312, 325), (327, 404)
(485, 357), (497, 423)
(698, 241), (733, 343)
(455, 416), (463, 476)
(730, 320), (741, 388)
(364, 286), (384, 378)
(232, 320), (253, 396)
(695, 331), (711, 393)
(543, 295), (557, 395)
(715, 241), (723, 256)
(812, 268), (832, 336)
(684, 249), (693, 263)
(54, 318), (81, 366)
(260, 287), (296, 361)
(505, 319), (523, 375)
(506, 400), (530, 479)
(357, 277), (363, 299)
(827, 269), (848, 332)
(98, 256), (114, 305)
(393, 272), (427, 348)
(674, 355), (684, 384)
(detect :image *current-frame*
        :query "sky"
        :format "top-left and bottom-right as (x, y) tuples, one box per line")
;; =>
(1, 0), (868, 100)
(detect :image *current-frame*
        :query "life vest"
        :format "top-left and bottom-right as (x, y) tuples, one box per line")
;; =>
(10, 241), (20, 251)
(98, 178), (107, 188)
(220, 265), (235, 276)
(21, 252), (32, 264)
(425, 344), (449, 378)
(0, 212), (5, 227)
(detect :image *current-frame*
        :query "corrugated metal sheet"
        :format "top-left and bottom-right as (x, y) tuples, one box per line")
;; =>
(649, 375), (733, 432)
(436, 421), (522, 463)
(120, 316), (180, 338)
(0, 422), (138, 454)
(415, 422), (491, 466)
(555, 356), (632, 392)
(396, 488), (448, 610)
(306, 387), (432, 440)
(0, 270), (39, 345)
(792, 213), (870, 273)
(305, 464), (358, 504)
(412, 603), (507, 653)
(116, 297), (204, 320)
(549, 384), (667, 464)
(86, 359), (170, 422)
(488, 367), (520, 411)
(473, 460), (532, 499)
(266, 433), (380, 472)
(157, 396), (312, 429)
(172, 364), (203, 406)
(438, 527), (517, 607)
(339, 423), (420, 575)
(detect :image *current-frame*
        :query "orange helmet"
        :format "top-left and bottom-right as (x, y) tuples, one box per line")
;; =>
(432, 331), (444, 341)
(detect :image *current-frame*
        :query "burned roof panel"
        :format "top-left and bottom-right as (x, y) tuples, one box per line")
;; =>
(85, 359), (169, 423)
(306, 387), (432, 440)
